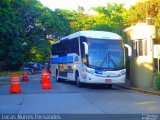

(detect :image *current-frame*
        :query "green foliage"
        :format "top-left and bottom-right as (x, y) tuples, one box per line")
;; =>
(70, 8), (92, 32)
(53, 9), (78, 36)
(154, 72), (160, 89)
(154, 72), (160, 82)
(0, 71), (24, 77)
(0, 0), (26, 70)
(70, 3), (127, 36)
(124, 0), (160, 42)
(125, 0), (160, 26)
(0, 0), (52, 70)
(91, 3), (127, 35)
(1, 0), (160, 71)
(30, 40), (51, 63)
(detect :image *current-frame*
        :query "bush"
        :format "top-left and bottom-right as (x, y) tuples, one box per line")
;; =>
(154, 72), (160, 89)
(0, 71), (23, 77)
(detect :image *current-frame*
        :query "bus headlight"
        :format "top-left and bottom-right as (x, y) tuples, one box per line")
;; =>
(120, 70), (126, 75)
(72, 64), (77, 69)
(85, 68), (95, 74)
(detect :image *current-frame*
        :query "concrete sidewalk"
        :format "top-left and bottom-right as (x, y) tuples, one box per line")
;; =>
(116, 80), (160, 96)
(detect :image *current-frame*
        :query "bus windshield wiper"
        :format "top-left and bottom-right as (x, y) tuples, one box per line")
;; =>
(99, 52), (117, 68)
(99, 52), (108, 68)
(109, 56), (117, 68)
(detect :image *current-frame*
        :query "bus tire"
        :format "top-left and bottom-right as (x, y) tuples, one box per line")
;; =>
(75, 71), (83, 88)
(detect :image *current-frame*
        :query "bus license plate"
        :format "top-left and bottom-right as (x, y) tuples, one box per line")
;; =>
(105, 79), (112, 83)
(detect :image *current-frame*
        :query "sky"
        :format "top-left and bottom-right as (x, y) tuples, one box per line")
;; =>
(38, 0), (137, 11)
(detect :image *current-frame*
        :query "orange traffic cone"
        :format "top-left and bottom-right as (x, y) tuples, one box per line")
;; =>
(22, 70), (29, 82)
(42, 69), (47, 75)
(10, 74), (21, 93)
(41, 69), (47, 83)
(42, 72), (52, 89)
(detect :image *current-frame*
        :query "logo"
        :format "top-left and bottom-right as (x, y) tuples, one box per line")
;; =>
(74, 56), (79, 62)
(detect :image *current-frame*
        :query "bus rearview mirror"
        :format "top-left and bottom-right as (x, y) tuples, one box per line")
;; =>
(82, 42), (89, 55)
(124, 44), (132, 57)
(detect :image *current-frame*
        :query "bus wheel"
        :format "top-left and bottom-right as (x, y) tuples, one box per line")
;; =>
(75, 72), (83, 88)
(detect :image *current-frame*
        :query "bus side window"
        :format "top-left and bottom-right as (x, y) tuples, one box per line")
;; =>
(70, 38), (79, 55)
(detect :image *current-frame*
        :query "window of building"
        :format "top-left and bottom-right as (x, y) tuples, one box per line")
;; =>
(131, 40), (147, 57)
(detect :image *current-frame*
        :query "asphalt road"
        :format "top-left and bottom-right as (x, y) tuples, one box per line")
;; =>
(0, 75), (160, 120)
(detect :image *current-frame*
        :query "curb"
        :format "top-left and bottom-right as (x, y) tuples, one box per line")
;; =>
(116, 85), (160, 96)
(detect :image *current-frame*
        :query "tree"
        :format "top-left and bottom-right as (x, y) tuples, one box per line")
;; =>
(4, 0), (157, 71)
(0, 0), (26, 70)
(0, 0), (53, 70)
(125, 0), (160, 42)
(70, 3), (127, 36)
(92, 3), (127, 35)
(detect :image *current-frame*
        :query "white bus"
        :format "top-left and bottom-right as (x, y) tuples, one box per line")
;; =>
(51, 30), (126, 88)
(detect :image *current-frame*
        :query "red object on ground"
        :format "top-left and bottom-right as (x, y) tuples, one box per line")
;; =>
(10, 74), (21, 93)
(22, 70), (29, 82)
(42, 72), (52, 89)
(34, 70), (38, 75)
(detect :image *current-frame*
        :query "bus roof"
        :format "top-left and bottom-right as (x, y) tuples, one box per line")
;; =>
(54, 30), (122, 44)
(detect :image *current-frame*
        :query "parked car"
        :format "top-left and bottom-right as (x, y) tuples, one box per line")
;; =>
(22, 62), (42, 74)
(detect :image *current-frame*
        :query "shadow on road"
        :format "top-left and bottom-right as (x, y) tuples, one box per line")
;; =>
(59, 80), (121, 90)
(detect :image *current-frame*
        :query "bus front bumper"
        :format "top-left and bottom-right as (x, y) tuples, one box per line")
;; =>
(82, 74), (126, 85)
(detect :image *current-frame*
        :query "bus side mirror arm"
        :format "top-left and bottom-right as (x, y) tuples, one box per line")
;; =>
(124, 44), (132, 57)
(82, 42), (89, 55)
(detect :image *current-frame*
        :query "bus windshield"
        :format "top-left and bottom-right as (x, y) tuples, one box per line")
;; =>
(87, 38), (124, 70)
